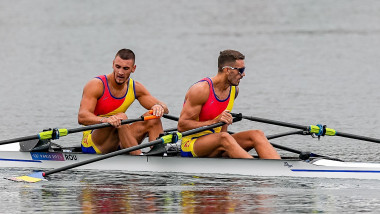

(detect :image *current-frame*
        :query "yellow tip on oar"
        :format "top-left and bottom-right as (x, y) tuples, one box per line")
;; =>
(5, 172), (46, 183)
(6, 176), (44, 183)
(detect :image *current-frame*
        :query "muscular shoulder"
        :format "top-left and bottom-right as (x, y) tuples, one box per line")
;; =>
(185, 81), (210, 105)
(133, 80), (150, 98)
(133, 80), (143, 89)
(83, 77), (104, 99)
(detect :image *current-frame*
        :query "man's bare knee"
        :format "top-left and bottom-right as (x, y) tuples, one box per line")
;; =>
(144, 118), (161, 129)
(219, 132), (237, 149)
(249, 130), (265, 138)
(248, 130), (268, 146)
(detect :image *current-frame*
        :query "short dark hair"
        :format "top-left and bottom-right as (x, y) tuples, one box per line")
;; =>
(218, 50), (245, 72)
(115, 49), (135, 62)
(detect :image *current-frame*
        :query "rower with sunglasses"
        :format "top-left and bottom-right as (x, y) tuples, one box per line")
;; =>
(177, 49), (281, 159)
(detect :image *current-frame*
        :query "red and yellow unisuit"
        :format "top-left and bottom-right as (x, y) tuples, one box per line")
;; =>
(81, 75), (136, 154)
(181, 77), (235, 157)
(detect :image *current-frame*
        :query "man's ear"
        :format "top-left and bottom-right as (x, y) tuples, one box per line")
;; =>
(131, 65), (136, 73)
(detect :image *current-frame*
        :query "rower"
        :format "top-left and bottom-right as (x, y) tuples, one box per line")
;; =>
(177, 50), (281, 159)
(78, 49), (169, 155)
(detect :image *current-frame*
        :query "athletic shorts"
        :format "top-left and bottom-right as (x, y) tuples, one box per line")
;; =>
(81, 130), (102, 154)
(181, 138), (198, 157)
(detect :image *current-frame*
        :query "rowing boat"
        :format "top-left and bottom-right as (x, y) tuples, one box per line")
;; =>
(2, 142), (380, 180)
(1, 113), (380, 182)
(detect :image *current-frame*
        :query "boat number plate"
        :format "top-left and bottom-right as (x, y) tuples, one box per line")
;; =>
(30, 152), (78, 161)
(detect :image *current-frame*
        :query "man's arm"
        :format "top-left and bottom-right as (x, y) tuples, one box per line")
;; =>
(177, 82), (233, 132)
(134, 81), (169, 116)
(78, 78), (105, 126)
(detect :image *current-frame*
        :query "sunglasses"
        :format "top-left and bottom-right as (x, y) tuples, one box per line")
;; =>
(222, 66), (245, 75)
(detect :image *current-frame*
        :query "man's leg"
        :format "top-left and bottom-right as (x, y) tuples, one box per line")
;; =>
(193, 132), (253, 158)
(118, 118), (164, 155)
(90, 127), (120, 154)
(231, 130), (281, 159)
(90, 114), (163, 154)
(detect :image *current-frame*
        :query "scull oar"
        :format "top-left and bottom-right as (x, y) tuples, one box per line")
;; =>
(0, 112), (159, 146)
(162, 113), (326, 159)
(7, 116), (242, 183)
(231, 113), (380, 144)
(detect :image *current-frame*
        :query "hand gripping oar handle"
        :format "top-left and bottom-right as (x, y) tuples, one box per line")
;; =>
(231, 113), (380, 144)
(0, 112), (159, 145)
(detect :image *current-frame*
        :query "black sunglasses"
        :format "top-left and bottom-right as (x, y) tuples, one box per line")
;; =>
(222, 66), (245, 75)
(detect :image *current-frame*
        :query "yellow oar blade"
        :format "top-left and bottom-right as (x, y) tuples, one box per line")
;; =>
(5, 172), (46, 183)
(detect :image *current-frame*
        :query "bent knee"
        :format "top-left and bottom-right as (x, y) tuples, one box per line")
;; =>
(145, 118), (162, 128)
(249, 130), (265, 137)
(248, 130), (267, 142)
(219, 132), (237, 148)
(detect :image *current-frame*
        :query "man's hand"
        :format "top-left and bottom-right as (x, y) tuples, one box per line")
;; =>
(102, 113), (127, 128)
(218, 111), (233, 125)
(151, 103), (165, 117)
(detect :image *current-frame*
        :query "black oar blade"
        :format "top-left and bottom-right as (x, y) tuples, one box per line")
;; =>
(5, 171), (46, 183)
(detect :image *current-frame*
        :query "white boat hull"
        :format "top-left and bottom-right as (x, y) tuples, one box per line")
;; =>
(1, 150), (380, 180)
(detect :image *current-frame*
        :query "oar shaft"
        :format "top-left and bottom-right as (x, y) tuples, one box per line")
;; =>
(162, 114), (179, 121)
(229, 130), (308, 156)
(181, 122), (225, 136)
(336, 132), (380, 144)
(231, 114), (307, 130)
(0, 116), (149, 146)
(0, 135), (39, 146)
(270, 142), (303, 155)
(44, 121), (227, 177)
(67, 117), (144, 134)
(266, 131), (305, 140)
(232, 113), (380, 144)
(44, 138), (163, 176)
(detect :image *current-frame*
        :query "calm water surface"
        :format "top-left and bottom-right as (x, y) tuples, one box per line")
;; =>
(1, 0), (380, 213)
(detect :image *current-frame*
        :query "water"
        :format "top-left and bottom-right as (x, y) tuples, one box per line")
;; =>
(1, 0), (380, 212)
(2, 169), (380, 213)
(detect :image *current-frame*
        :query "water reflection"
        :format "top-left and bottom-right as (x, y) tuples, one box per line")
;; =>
(77, 174), (277, 213)
(181, 188), (240, 213)
(2, 169), (380, 213)
(80, 184), (163, 213)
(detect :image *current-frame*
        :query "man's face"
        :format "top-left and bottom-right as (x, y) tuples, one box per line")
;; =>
(112, 56), (136, 85)
(227, 59), (245, 86)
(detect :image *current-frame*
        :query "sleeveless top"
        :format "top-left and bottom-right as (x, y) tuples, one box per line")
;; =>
(94, 75), (136, 117)
(182, 77), (235, 141)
